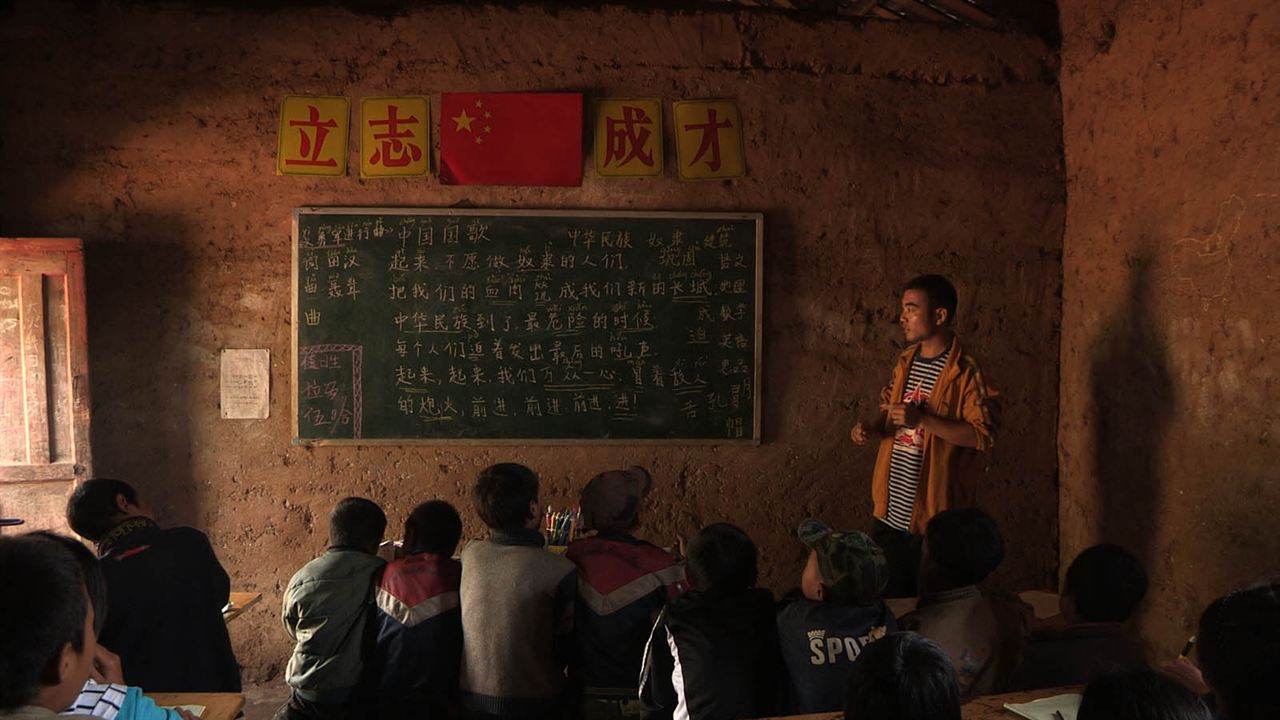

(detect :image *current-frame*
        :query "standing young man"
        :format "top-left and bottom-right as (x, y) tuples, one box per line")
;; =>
(849, 275), (999, 597)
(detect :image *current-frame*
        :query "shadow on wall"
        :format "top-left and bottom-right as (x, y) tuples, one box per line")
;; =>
(85, 227), (199, 527)
(1088, 250), (1174, 570)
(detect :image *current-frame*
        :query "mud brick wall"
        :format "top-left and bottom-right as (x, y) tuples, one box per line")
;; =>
(0, 1), (1063, 678)
(1058, 0), (1279, 657)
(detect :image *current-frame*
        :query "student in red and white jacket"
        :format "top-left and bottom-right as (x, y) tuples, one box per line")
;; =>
(565, 467), (686, 719)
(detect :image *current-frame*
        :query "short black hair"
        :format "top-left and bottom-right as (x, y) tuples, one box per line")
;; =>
(845, 632), (960, 720)
(0, 536), (88, 709)
(903, 274), (959, 322)
(473, 463), (539, 531)
(686, 523), (758, 592)
(924, 508), (1005, 587)
(329, 497), (386, 551)
(66, 478), (138, 542)
(1078, 667), (1212, 720)
(1063, 543), (1148, 622)
(26, 532), (108, 636)
(404, 500), (463, 556)
(1197, 582), (1280, 720)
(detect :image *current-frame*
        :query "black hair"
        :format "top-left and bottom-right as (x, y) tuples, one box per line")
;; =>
(686, 523), (758, 593)
(329, 497), (386, 551)
(66, 478), (138, 542)
(473, 463), (539, 531)
(845, 632), (961, 720)
(903, 274), (959, 322)
(1197, 582), (1280, 720)
(924, 508), (1005, 587)
(1078, 667), (1212, 720)
(1063, 543), (1148, 623)
(26, 532), (108, 636)
(0, 536), (88, 709)
(404, 500), (463, 556)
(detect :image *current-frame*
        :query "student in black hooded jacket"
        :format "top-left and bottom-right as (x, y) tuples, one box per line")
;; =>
(639, 523), (784, 720)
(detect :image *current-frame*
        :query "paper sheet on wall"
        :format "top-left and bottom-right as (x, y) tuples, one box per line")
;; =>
(220, 349), (270, 419)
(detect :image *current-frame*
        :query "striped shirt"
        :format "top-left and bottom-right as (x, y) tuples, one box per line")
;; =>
(65, 681), (127, 719)
(884, 349), (950, 532)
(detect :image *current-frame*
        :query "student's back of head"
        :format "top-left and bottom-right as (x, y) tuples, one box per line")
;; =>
(473, 462), (539, 532)
(844, 632), (960, 720)
(26, 531), (108, 636)
(0, 535), (94, 712)
(66, 477), (141, 542)
(1078, 667), (1212, 720)
(404, 500), (462, 556)
(1197, 582), (1280, 720)
(330, 497), (387, 553)
(686, 522), (758, 593)
(1063, 543), (1148, 623)
(921, 508), (1004, 590)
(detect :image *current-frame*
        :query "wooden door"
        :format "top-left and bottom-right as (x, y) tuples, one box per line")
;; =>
(0, 238), (91, 532)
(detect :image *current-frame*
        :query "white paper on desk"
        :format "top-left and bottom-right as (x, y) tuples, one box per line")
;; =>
(220, 349), (269, 419)
(161, 705), (206, 717)
(1004, 693), (1082, 720)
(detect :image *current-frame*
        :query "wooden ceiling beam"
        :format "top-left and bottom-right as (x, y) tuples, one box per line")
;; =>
(881, 0), (957, 23)
(922, 0), (997, 27)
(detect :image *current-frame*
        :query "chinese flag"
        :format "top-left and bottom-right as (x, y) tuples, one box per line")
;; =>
(440, 92), (583, 186)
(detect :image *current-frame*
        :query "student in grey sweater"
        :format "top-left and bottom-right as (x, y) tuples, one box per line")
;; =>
(460, 463), (575, 720)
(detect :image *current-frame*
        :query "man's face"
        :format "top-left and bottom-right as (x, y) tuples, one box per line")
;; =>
(899, 288), (939, 344)
(801, 549), (825, 602)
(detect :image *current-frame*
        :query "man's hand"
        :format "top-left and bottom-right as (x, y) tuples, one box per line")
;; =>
(91, 645), (125, 685)
(850, 422), (872, 445)
(887, 403), (924, 428)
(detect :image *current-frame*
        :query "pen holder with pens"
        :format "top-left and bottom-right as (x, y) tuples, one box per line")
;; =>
(544, 506), (580, 552)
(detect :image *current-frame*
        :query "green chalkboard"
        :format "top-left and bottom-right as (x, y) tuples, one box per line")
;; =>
(291, 208), (762, 444)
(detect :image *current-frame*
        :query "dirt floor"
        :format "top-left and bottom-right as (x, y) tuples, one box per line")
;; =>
(0, 1), (1064, 680)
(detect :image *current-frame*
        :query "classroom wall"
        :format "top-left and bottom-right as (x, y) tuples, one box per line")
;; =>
(0, 1), (1064, 679)
(1058, 0), (1280, 656)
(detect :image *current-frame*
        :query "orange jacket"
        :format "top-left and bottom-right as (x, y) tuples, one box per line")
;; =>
(870, 336), (999, 534)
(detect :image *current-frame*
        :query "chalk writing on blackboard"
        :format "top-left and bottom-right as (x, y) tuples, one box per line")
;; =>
(292, 208), (761, 444)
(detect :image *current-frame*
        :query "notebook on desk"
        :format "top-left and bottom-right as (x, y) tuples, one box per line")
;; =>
(1004, 693), (1082, 720)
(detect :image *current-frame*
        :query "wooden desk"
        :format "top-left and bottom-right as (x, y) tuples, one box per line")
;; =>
(756, 686), (1081, 720)
(147, 692), (244, 720)
(222, 591), (263, 623)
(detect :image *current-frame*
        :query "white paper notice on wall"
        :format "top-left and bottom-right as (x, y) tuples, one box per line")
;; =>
(220, 349), (270, 419)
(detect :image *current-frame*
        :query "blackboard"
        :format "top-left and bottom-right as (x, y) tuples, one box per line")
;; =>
(291, 208), (762, 444)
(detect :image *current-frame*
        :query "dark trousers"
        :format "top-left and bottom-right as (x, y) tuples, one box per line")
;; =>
(272, 692), (352, 720)
(872, 519), (923, 598)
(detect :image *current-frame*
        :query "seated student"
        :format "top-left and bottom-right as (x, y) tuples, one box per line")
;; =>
(366, 500), (463, 720)
(1078, 668), (1212, 720)
(459, 463), (576, 720)
(1010, 543), (1148, 690)
(565, 466), (686, 719)
(1165, 582), (1280, 720)
(65, 478), (240, 693)
(277, 498), (387, 720)
(844, 631), (961, 720)
(776, 519), (897, 714)
(25, 533), (193, 720)
(639, 523), (784, 720)
(899, 508), (1030, 701)
(0, 535), (99, 720)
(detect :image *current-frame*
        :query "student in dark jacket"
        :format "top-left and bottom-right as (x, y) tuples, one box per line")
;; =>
(66, 478), (241, 694)
(366, 500), (464, 720)
(776, 519), (897, 714)
(566, 467), (686, 720)
(1010, 543), (1148, 691)
(639, 523), (784, 720)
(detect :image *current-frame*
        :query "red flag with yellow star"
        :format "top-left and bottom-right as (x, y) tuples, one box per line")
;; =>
(440, 92), (583, 186)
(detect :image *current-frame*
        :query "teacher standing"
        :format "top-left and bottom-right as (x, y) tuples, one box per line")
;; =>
(850, 274), (999, 597)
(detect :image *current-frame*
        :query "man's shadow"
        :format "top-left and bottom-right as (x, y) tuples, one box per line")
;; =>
(1089, 251), (1175, 570)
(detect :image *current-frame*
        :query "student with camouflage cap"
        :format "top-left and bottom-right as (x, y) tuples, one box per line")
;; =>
(776, 518), (898, 714)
